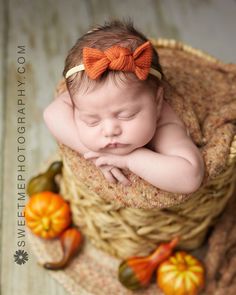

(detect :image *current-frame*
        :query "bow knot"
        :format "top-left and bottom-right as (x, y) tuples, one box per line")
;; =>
(83, 41), (152, 80)
(105, 46), (135, 72)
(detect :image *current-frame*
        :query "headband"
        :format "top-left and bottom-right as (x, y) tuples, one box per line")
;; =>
(65, 41), (162, 81)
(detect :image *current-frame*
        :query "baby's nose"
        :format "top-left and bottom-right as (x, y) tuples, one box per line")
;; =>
(102, 120), (122, 137)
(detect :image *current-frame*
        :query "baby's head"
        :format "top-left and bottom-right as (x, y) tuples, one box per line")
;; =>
(63, 20), (165, 155)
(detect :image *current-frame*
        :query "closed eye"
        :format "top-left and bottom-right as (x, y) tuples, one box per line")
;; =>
(117, 113), (137, 120)
(77, 114), (100, 126)
(84, 120), (100, 126)
(78, 116), (100, 126)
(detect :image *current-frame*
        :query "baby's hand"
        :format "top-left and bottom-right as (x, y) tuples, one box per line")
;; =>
(83, 151), (131, 186)
(99, 165), (131, 186)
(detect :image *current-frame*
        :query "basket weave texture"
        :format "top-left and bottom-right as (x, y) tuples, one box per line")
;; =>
(58, 39), (236, 259)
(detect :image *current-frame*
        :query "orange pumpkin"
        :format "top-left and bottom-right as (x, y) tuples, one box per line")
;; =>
(157, 251), (205, 295)
(25, 191), (71, 239)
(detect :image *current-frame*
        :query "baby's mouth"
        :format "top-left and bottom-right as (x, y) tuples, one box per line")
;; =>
(105, 143), (128, 149)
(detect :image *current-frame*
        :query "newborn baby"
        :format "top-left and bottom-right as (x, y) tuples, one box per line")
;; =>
(43, 20), (204, 194)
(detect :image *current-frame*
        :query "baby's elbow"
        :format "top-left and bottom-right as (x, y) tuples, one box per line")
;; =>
(43, 106), (56, 138)
(43, 106), (53, 129)
(184, 165), (205, 194)
(185, 176), (202, 194)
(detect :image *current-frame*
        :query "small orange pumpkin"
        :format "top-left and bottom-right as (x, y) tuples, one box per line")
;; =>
(157, 251), (205, 295)
(25, 191), (71, 239)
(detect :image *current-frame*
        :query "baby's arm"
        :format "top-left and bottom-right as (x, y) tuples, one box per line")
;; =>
(127, 123), (205, 194)
(43, 92), (91, 154)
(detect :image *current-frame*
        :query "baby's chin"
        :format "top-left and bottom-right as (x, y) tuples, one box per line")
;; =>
(101, 148), (132, 155)
(98, 144), (141, 155)
(85, 139), (151, 155)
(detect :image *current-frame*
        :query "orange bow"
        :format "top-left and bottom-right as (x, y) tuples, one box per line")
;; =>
(83, 41), (152, 80)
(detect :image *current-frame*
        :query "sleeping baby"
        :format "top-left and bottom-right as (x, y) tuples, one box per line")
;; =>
(43, 20), (205, 193)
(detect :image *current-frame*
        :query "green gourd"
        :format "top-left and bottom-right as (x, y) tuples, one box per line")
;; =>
(27, 161), (62, 196)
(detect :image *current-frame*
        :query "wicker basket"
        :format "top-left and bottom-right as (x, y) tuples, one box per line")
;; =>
(58, 39), (236, 259)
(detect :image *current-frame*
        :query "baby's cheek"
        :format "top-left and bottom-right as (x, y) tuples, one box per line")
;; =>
(78, 126), (95, 145)
(128, 119), (156, 145)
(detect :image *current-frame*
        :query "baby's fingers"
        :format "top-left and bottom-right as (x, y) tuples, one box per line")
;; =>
(101, 168), (117, 184)
(95, 157), (110, 167)
(110, 168), (131, 186)
(84, 151), (101, 160)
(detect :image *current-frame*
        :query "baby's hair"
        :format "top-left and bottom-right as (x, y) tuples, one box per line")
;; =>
(63, 18), (165, 99)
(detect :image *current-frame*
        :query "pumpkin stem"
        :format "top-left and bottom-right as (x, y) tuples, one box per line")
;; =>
(150, 236), (180, 266)
(169, 236), (180, 248)
(41, 217), (51, 231)
(46, 161), (63, 178)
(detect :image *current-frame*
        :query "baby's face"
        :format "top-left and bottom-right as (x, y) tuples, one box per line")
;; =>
(73, 77), (163, 155)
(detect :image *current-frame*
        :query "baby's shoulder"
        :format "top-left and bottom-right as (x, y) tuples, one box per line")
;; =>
(156, 100), (185, 129)
(145, 101), (189, 151)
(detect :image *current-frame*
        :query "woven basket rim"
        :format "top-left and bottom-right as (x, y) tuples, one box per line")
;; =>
(150, 38), (222, 64)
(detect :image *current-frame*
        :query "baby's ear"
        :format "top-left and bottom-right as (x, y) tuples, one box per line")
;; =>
(155, 86), (164, 103)
(155, 86), (164, 117)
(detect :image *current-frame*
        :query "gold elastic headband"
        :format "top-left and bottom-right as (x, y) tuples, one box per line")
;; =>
(65, 64), (162, 80)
